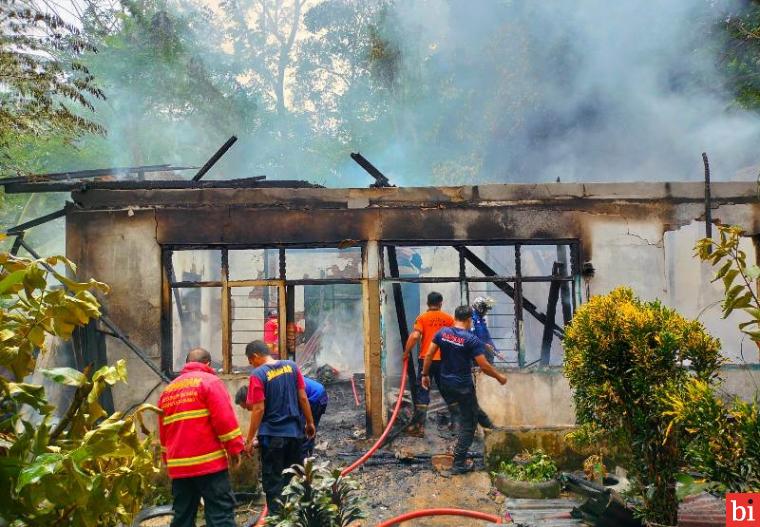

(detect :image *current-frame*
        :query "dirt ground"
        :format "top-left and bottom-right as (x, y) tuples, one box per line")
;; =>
(315, 380), (505, 526)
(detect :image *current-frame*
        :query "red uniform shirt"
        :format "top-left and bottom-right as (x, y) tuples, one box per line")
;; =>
(158, 362), (244, 479)
(264, 317), (279, 345)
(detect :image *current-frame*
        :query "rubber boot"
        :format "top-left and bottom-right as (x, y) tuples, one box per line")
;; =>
(407, 404), (428, 437)
(477, 408), (495, 430)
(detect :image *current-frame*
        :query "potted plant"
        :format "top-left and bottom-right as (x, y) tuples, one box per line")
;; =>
(492, 450), (561, 499)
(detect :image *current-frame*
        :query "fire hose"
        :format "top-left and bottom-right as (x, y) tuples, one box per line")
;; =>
(254, 357), (510, 526)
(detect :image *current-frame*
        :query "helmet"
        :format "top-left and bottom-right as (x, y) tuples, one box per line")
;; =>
(472, 296), (495, 314)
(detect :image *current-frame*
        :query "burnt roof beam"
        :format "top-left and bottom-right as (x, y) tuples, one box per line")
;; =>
(5, 208), (66, 235)
(192, 136), (238, 181)
(0, 165), (196, 186)
(456, 246), (564, 338)
(350, 153), (395, 188)
(2, 176), (321, 194)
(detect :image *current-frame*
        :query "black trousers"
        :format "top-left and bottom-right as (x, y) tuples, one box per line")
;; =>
(170, 469), (236, 527)
(439, 383), (479, 466)
(260, 436), (303, 515)
(432, 367), (494, 430)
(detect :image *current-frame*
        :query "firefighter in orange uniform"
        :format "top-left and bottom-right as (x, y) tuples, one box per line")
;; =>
(158, 348), (244, 527)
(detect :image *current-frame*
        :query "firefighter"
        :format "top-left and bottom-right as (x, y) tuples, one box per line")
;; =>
(264, 310), (279, 358)
(403, 291), (454, 437)
(158, 348), (244, 527)
(234, 376), (328, 459)
(421, 306), (507, 474)
(471, 296), (499, 364)
(244, 340), (315, 515)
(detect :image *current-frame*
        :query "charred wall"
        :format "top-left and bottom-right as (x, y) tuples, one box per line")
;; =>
(65, 181), (760, 427)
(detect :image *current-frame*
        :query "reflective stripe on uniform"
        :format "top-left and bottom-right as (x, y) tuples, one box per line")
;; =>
(218, 427), (241, 442)
(166, 449), (226, 468)
(162, 408), (210, 425)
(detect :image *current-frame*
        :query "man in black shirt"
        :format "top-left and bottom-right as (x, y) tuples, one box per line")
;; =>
(422, 305), (507, 474)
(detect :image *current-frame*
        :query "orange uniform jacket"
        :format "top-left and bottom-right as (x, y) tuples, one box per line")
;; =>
(158, 362), (244, 479)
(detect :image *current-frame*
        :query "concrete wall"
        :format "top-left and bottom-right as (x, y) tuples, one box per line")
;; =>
(64, 182), (760, 426)
(476, 369), (575, 427)
(476, 366), (760, 429)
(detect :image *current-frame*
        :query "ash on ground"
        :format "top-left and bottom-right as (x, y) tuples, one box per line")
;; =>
(315, 381), (503, 526)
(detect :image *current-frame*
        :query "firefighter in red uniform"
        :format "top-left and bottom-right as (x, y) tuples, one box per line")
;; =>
(158, 348), (244, 527)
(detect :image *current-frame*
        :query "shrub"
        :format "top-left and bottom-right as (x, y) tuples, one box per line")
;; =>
(662, 378), (759, 492)
(495, 450), (559, 482)
(266, 458), (365, 527)
(0, 251), (159, 526)
(564, 287), (722, 525)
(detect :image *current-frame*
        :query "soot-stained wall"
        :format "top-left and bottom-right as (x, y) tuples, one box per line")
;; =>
(65, 182), (760, 432)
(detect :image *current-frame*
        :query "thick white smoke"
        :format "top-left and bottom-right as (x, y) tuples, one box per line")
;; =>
(363, 0), (760, 185)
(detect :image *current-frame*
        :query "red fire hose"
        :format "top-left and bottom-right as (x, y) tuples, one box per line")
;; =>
(339, 357), (409, 476)
(255, 357), (508, 526)
(376, 508), (504, 526)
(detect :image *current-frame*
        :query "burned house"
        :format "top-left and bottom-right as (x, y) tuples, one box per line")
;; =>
(5, 171), (760, 436)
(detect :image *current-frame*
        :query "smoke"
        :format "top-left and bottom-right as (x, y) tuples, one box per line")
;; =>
(368, 0), (760, 185)
(299, 299), (365, 378)
(54, 0), (760, 186)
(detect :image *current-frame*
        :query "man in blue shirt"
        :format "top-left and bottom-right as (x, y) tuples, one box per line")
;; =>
(237, 376), (328, 459)
(301, 377), (328, 458)
(243, 341), (315, 514)
(422, 306), (507, 474)
(471, 296), (500, 364)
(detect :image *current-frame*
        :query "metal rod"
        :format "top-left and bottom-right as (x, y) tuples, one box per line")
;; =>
(456, 246), (564, 338)
(10, 233), (24, 256)
(99, 315), (171, 382)
(350, 152), (394, 188)
(703, 152), (713, 252)
(17, 238), (170, 383)
(386, 246), (419, 405)
(193, 136), (238, 181)
(5, 208), (66, 234)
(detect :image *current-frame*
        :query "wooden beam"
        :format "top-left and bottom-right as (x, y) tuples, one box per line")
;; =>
(363, 241), (384, 436)
(540, 263), (562, 365)
(160, 250), (174, 374)
(221, 250), (231, 374)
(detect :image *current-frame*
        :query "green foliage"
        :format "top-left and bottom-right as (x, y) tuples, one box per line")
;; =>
(494, 450), (558, 483)
(583, 454), (607, 483)
(564, 287), (723, 525)
(266, 458), (365, 527)
(662, 378), (760, 493)
(0, 0), (105, 175)
(719, 2), (760, 111)
(0, 250), (159, 526)
(695, 224), (760, 344)
(0, 250), (109, 380)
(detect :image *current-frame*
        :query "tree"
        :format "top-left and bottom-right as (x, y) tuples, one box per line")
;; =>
(564, 287), (723, 525)
(0, 0), (104, 176)
(719, 1), (760, 110)
(0, 248), (159, 526)
(695, 223), (760, 346)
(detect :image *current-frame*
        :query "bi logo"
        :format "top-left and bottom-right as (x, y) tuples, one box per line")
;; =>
(727, 493), (760, 526)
